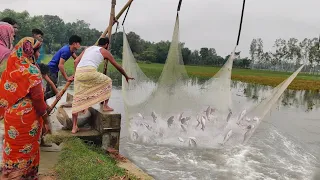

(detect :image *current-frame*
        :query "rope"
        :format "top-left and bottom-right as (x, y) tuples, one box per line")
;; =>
(122, 3), (131, 26)
(177, 0), (183, 11)
(236, 0), (246, 46)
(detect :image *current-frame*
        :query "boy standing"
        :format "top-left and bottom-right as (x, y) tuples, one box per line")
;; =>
(45, 35), (82, 100)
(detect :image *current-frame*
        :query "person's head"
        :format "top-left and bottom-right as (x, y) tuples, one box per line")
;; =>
(97, 37), (109, 49)
(0, 23), (15, 49)
(37, 63), (49, 75)
(69, 35), (82, 50)
(12, 37), (42, 59)
(1, 17), (18, 33)
(32, 28), (44, 42)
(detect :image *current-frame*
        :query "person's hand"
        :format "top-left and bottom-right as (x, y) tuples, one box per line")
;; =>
(125, 76), (134, 83)
(43, 123), (52, 135)
(67, 76), (74, 82)
(56, 93), (62, 101)
(46, 105), (52, 114)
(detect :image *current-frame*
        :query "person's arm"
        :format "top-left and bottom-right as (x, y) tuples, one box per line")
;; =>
(74, 49), (86, 71)
(100, 48), (131, 80)
(44, 74), (61, 97)
(58, 58), (72, 82)
(72, 52), (78, 60)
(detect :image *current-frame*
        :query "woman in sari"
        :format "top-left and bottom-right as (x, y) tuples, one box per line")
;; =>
(0, 37), (51, 179)
(0, 22), (15, 64)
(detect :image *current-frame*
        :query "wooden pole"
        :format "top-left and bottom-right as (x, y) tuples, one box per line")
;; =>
(103, 0), (116, 75)
(48, 81), (72, 113)
(96, 0), (134, 45)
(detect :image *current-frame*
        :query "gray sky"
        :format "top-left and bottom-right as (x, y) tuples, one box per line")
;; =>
(1, 0), (319, 57)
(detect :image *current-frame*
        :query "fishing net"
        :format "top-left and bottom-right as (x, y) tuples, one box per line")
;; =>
(121, 13), (304, 149)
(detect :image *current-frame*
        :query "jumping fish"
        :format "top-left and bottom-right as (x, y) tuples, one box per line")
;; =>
(181, 124), (187, 132)
(178, 137), (184, 142)
(220, 129), (233, 145)
(181, 116), (191, 125)
(188, 137), (197, 147)
(167, 116), (174, 127)
(226, 109), (232, 122)
(237, 109), (247, 125)
(201, 116), (206, 131)
(196, 115), (201, 128)
(143, 123), (152, 131)
(178, 112), (184, 121)
(132, 130), (139, 141)
(138, 113), (145, 119)
(151, 111), (157, 123)
(204, 106), (211, 120)
(243, 125), (254, 143)
(210, 108), (216, 115)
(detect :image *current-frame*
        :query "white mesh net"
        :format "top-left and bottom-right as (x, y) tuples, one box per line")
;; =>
(121, 14), (304, 149)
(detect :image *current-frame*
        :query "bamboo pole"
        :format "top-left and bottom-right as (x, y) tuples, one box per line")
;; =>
(96, 0), (134, 45)
(49, 0), (133, 111)
(103, 0), (117, 75)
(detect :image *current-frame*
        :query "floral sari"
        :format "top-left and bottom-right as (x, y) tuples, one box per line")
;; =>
(0, 37), (47, 179)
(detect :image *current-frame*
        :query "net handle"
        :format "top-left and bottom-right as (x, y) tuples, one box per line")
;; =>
(236, 0), (246, 46)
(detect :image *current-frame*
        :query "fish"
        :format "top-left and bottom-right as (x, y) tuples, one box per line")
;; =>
(188, 137), (197, 147)
(220, 129), (233, 145)
(181, 116), (191, 125)
(178, 112), (184, 121)
(132, 130), (139, 141)
(237, 109), (247, 125)
(181, 124), (187, 132)
(167, 116), (174, 127)
(195, 115), (201, 128)
(204, 106), (211, 120)
(178, 137), (184, 142)
(138, 113), (144, 119)
(201, 116), (206, 131)
(243, 125), (254, 143)
(253, 117), (260, 123)
(210, 108), (216, 115)
(143, 123), (152, 131)
(151, 111), (157, 123)
(226, 109), (232, 122)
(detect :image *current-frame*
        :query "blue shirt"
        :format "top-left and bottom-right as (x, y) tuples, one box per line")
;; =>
(48, 45), (74, 73)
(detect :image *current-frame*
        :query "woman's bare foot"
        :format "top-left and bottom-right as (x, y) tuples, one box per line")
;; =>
(71, 126), (79, 134)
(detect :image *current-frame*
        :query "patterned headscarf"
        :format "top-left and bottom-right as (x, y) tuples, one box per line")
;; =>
(0, 22), (15, 49)
(0, 37), (43, 111)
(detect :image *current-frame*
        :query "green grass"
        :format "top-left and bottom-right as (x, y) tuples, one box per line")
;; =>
(55, 138), (137, 180)
(2, 54), (320, 90)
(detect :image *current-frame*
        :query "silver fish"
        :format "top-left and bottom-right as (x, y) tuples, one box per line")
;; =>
(151, 111), (157, 123)
(167, 116), (174, 127)
(188, 137), (197, 147)
(196, 116), (201, 128)
(178, 137), (184, 142)
(205, 106), (211, 120)
(143, 123), (152, 131)
(178, 112), (184, 121)
(243, 125), (254, 143)
(138, 113), (144, 119)
(181, 124), (187, 132)
(201, 116), (206, 131)
(220, 130), (233, 145)
(237, 109), (247, 125)
(226, 109), (232, 122)
(132, 130), (139, 141)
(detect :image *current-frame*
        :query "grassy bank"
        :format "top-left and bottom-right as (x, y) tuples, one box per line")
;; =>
(2, 54), (319, 90)
(55, 138), (136, 180)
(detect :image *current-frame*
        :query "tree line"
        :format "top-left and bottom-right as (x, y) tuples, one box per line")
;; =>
(1, 9), (319, 72)
(250, 37), (320, 73)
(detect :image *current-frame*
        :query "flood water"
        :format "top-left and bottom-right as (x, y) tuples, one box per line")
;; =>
(1, 80), (319, 180)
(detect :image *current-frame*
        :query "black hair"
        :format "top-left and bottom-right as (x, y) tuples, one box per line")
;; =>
(98, 37), (109, 46)
(38, 63), (49, 75)
(69, 35), (82, 45)
(1, 17), (17, 25)
(32, 28), (44, 36)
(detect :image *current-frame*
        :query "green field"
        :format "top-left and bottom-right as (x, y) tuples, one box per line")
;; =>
(2, 55), (320, 91)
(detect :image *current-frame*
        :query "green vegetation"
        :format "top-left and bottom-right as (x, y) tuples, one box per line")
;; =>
(55, 138), (136, 180)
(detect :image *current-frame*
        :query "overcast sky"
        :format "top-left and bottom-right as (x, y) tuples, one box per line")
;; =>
(1, 0), (319, 57)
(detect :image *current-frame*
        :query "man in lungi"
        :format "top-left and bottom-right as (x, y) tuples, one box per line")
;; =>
(71, 37), (134, 134)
